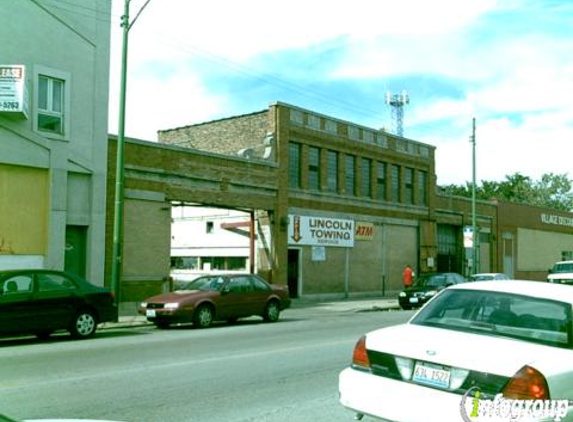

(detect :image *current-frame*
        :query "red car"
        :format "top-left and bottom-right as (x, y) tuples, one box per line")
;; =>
(138, 273), (291, 328)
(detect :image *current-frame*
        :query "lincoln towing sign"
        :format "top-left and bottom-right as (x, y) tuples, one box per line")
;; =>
(288, 215), (354, 247)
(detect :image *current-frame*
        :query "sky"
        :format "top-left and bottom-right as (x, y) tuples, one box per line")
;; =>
(106, 0), (573, 186)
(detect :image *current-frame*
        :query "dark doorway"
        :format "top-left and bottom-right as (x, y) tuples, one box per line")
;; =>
(65, 225), (87, 279)
(287, 249), (300, 298)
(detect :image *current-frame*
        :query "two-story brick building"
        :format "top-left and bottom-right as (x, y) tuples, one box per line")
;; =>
(157, 102), (498, 298)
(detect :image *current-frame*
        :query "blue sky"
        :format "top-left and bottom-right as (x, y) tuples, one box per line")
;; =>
(108, 0), (573, 185)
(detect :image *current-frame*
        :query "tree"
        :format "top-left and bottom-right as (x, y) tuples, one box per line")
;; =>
(439, 173), (573, 211)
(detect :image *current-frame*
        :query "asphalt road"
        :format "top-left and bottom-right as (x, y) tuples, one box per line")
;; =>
(0, 305), (412, 422)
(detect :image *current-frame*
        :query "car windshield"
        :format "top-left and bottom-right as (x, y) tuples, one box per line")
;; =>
(411, 289), (573, 348)
(175, 276), (225, 292)
(414, 274), (448, 287)
(553, 263), (573, 273)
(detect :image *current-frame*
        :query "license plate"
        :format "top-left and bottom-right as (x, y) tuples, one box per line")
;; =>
(412, 362), (451, 389)
(409, 297), (419, 303)
(146, 309), (156, 317)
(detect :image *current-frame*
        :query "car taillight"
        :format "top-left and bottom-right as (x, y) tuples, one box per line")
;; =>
(503, 365), (550, 400)
(352, 335), (371, 370)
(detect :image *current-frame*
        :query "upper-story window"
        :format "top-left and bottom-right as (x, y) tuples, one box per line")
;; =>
(361, 158), (372, 198)
(418, 170), (428, 205)
(348, 126), (360, 140)
(377, 162), (386, 200)
(327, 150), (338, 193)
(307, 114), (320, 130)
(345, 155), (356, 196)
(38, 75), (64, 134)
(391, 164), (401, 203)
(404, 167), (414, 204)
(325, 120), (337, 134)
(289, 142), (302, 189)
(308, 146), (320, 190)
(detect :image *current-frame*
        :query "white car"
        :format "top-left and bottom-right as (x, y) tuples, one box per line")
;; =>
(469, 273), (510, 282)
(339, 281), (573, 422)
(548, 261), (573, 285)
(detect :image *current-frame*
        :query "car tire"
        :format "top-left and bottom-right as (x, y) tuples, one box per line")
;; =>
(263, 300), (280, 322)
(70, 309), (97, 339)
(193, 304), (213, 328)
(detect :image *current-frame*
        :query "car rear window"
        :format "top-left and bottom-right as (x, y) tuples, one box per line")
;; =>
(411, 289), (572, 348)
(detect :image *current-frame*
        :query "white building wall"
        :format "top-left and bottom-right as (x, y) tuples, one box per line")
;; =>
(0, 1), (111, 284)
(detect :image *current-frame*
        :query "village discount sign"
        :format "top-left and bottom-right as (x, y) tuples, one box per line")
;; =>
(288, 215), (354, 247)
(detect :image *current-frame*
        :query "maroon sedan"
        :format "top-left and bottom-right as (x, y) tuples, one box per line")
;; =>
(138, 273), (291, 328)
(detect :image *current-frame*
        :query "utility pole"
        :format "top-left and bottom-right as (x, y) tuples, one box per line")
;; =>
(470, 118), (478, 275)
(111, 0), (152, 306)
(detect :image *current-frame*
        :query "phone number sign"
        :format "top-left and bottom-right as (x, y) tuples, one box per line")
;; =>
(0, 65), (26, 113)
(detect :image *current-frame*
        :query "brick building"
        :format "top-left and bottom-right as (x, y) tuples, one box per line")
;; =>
(157, 102), (498, 298)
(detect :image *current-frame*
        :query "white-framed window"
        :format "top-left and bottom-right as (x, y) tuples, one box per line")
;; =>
(38, 75), (64, 134)
(34, 65), (70, 139)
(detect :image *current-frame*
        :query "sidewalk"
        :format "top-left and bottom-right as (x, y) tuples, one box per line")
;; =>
(100, 296), (400, 330)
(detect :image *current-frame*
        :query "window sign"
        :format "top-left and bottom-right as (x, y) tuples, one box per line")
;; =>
(0, 65), (28, 117)
(289, 215), (354, 247)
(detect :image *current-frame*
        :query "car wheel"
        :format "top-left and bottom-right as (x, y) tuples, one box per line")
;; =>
(155, 321), (170, 329)
(70, 309), (97, 339)
(193, 304), (213, 328)
(263, 300), (280, 322)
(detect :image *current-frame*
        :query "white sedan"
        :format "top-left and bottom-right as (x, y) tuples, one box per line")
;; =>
(339, 281), (573, 422)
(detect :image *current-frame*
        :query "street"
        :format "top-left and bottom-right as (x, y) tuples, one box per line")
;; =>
(0, 304), (411, 422)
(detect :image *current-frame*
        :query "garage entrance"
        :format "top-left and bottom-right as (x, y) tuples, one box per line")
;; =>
(105, 137), (287, 303)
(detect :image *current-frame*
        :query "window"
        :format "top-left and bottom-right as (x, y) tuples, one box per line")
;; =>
(377, 162), (386, 200)
(361, 158), (372, 197)
(404, 167), (414, 204)
(289, 142), (302, 188)
(391, 165), (401, 202)
(38, 75), (64, 134)
(308, 114), (320, 129)
(327, 150), (338, 193)
(325, 120), (337, 133)
(308, 146), (320, 190)
(418, 170), (427, 205)
(345, 155), (356, 196)
(38, 273), (76, 293)
(206, 221), (214, 234)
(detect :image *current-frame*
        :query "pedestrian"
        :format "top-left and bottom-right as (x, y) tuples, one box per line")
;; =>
(403, 264), (414, 288)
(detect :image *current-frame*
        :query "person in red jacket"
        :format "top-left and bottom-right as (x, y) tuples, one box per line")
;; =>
(403, 265), (414, 288)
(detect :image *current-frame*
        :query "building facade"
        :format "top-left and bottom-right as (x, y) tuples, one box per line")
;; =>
(0, 1), (111, 284)
(159, 102), (498, 298)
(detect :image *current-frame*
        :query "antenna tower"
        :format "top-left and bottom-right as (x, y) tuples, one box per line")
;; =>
(385, 90), (409, 137)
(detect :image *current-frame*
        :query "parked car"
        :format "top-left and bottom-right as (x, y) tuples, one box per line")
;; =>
(548, 260), (573, 285)
(0, 269), (117, 340)
(398, 272), (467, 310)
(138, 273), (291, 328)
(469, 272), (510, 281)
(339, 280), (573, 422)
